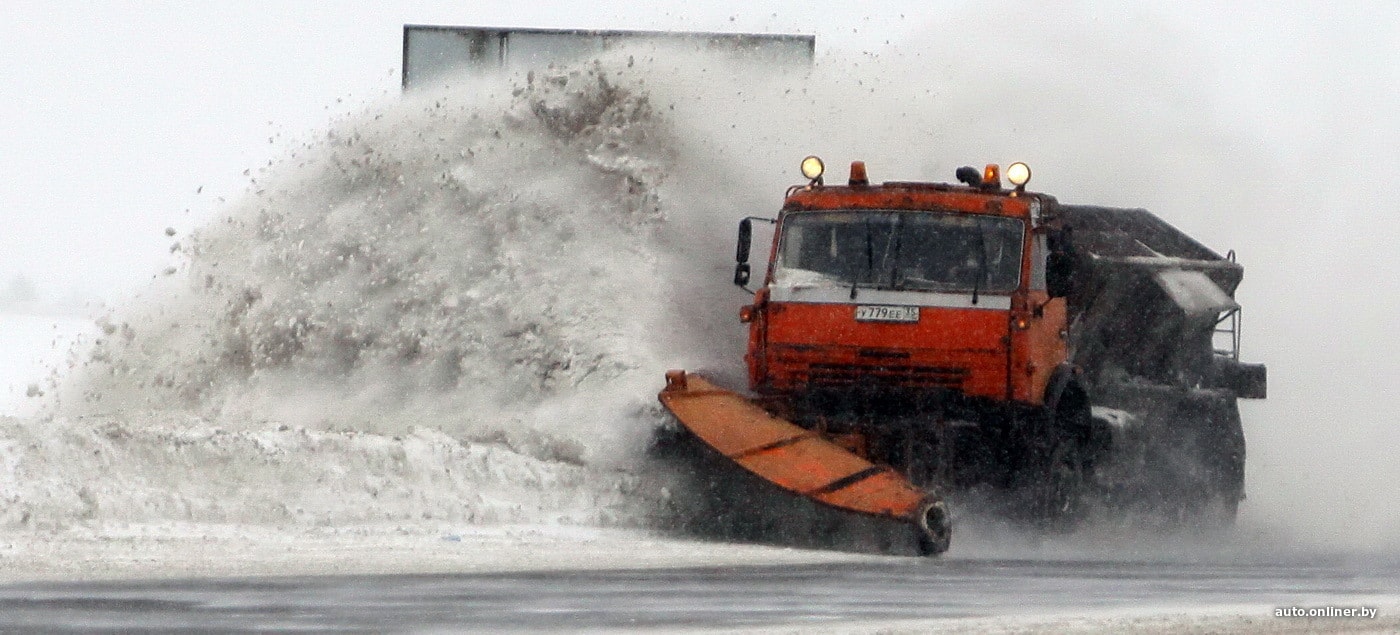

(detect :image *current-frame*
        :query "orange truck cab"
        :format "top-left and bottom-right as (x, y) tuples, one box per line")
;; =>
(739, 161), (1074, 423)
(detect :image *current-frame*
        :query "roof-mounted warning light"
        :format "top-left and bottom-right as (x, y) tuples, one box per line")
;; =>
(800, 155), (825, 185)
(848, 161), (869, 187)
(1006, 162), (1031, 193)
(982, 164), (1001, 190)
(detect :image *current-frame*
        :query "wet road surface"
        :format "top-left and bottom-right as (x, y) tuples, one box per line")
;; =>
(0, 555), (1396, 631)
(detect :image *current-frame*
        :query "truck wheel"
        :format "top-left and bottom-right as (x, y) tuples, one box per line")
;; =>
(913, 497), (952, 556)
(1029, 389), (1092, 529)
(1155, 389), (1245, 530)
(1032, 435), (1086, 528)
(1183, 439), (1243, 529)
(1199, 406), (1245, 529)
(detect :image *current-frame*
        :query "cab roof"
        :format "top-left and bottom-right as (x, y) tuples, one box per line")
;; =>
(782, 181), (1039, 220)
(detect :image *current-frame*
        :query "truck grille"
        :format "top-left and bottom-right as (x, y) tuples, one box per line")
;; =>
(806, 363), (970, 388)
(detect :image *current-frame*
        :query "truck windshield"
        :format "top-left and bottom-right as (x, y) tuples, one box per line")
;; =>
(773, 210), (1024, 293)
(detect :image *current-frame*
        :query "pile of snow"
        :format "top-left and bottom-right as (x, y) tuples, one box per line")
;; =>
(0, 414), (641, 529)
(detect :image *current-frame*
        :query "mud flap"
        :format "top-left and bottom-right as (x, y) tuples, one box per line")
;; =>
(659, 370), (949, 554)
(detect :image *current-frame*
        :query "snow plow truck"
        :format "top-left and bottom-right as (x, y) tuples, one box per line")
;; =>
(659, 158), (1267, 555)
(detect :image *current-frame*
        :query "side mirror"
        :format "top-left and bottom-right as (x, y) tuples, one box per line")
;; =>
(733, 216), (776, 290)
(736, 218), (753, 264)
(734, 218), (753, 288)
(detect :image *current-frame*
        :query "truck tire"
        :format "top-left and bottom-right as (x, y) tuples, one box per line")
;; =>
(1179, 393), (1245, 529)
(1027, 386), (1093, 529)
(1121, 386), (1244, 529)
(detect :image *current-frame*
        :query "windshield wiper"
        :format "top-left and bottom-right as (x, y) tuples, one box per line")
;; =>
(889, 216), (903, 289)
(852, 218), (875, 300)
(972, 221), (988, 306)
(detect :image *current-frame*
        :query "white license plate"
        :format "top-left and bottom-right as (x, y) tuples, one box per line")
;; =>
(854, 305), (920, 323)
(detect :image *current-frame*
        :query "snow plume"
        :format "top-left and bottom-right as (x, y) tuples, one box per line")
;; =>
(7, 59), (689, 530)
(72, 61), (668, 446)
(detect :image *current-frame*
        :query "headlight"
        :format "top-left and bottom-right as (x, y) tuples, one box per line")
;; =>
(800, 155), (825, 181)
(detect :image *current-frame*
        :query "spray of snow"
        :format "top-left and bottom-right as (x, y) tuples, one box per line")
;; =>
(5, 57), (694, 531)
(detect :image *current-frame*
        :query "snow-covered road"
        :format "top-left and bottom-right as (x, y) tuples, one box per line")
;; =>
(0, 527), (1395, 632)
(0, 531), (1395, 632)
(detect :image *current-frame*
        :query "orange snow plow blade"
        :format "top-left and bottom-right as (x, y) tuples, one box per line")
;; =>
(658, 370), (936, 524)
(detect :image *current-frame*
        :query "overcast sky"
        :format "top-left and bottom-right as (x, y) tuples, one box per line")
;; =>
(0, 1), (945, 302)
(0, 2), (1394, 303)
